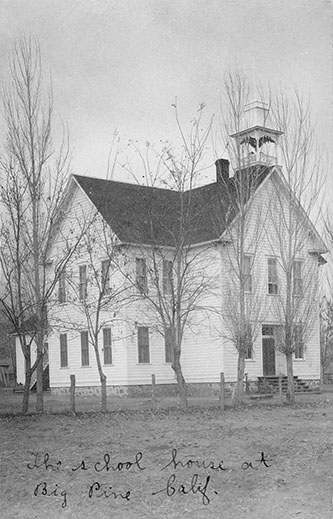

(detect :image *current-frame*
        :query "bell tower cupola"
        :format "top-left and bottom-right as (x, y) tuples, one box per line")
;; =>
(230, 99), (283, 167)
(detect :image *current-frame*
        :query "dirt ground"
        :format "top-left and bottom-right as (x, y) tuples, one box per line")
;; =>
(1, 390), (333, 519)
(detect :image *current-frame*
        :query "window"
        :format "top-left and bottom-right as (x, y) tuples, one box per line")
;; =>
(60, 334), (68, 367)
(293, 324), (304, 359)
(262, 325), (274, 337)
(101, 260), (111, 294)
(103, 328), (112, 365)
(137, 326), (150, 363)
(79, 265), (87, 300)
(58, 269), (66, 304)
(268, 258), (278, 294)
(136, 258), (147, 293)
(293, 261), (303, 296)
(244, 323), (253, 359)
(163, 260), (173, 295)
(243, 255), (252, 293)
(165, 327), (174, 363)
(81, 331), (89, 366)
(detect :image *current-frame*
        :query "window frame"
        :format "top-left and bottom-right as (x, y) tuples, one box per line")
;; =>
(79, 265), (88, 301)
(101, 259), (111, 295)
(136, 258), (148, 294)
(164, 326), (174, 364)
(293, 260), (303, 297)
(80, 330), (89, 366)
(60, 334), (68, 368)
(267, 257), (278, 295)
(244, 323), (253, 360)
(137, 326), (150, 364)
(103, 327), (112, 365)
(163, 260), (173, 295)
(293, 324), (304, 360)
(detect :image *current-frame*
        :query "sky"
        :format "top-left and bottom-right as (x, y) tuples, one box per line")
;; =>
(0, 0), (332, 185)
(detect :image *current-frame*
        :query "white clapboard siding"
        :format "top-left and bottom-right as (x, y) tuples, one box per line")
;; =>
(42, 169), (323, 390)
(217, 171), (322, 382)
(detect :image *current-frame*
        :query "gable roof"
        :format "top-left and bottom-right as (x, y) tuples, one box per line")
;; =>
(73, 165), (273, 247)
(74, 175), (180, 246)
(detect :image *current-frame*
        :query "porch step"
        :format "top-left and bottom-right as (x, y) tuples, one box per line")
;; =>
(257, 376), (318, 394)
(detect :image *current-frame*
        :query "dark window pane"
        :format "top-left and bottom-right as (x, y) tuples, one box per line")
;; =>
(165, 327), (174, 363)
(60, 334), (68, 367)
(136, 258), (148, 294)
(262, 325), (274, 337)
(79, 266), (87, 300)
(163, 260), (173, 295)
(103, 328), (112, 364)
(138, 327), (150, 363)
(81, 331), (89, 366)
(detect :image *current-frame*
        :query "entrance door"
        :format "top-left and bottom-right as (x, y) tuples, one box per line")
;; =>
(262, 337), (276, 376)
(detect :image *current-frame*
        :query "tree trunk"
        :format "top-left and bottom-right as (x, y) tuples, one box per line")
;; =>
(94, 342), (107, 412)
(285, 351), (295, 404)
(232, 351), (245, 405)
(22, 361), (32, 414)
(101, 375), (107, 413)
(172, 349), (188, 409)
(36, 347), (44, 413)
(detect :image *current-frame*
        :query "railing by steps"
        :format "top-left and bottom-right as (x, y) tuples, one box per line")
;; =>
(257, 376), (320, 394)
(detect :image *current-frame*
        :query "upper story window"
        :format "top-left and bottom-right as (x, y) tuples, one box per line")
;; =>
(293, 260), (303, 296)
(243, 255), (252, 293)
(58, 269), (66, 304)
(79, 265), (87, 301)
(268, 258), (278, 294)
(136, 258), (148, 294)
(137, 326), (150, 363)
(163, 260), (173, 295)
(101, 260), (111, 294)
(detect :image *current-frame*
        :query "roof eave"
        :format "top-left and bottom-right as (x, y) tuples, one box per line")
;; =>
(230, 125), (283, 139)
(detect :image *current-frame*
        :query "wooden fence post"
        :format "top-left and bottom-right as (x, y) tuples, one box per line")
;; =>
(279, 374), (283, 404)
(219, 372), (225, 414)
(151, 374), (157, 410)
(70, 374), (76, 414)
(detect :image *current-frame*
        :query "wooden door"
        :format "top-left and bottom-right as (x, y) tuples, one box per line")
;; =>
(262, 337), (275, 376)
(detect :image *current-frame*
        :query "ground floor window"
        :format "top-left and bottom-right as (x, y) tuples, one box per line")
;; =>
(165, 327), (174, 363)
(103, 328), (112, 364)
(244, 323), (253, 359)
(81, 331), (89, 366)
(60, 334), (68, 367)
(294, 324), (304, 359)
(138, 326), (150, 363)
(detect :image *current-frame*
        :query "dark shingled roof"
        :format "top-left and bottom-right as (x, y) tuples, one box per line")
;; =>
(74, 164), (272, 246)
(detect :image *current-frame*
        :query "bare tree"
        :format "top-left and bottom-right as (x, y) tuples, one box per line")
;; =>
(53, 209), (128, 412)
(123, 103), (215, 409)
(0, 36), (73, 413)
(217, 71), (268, 404)
(319, 296), (333, 383)
(266, 89), (326, 403)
